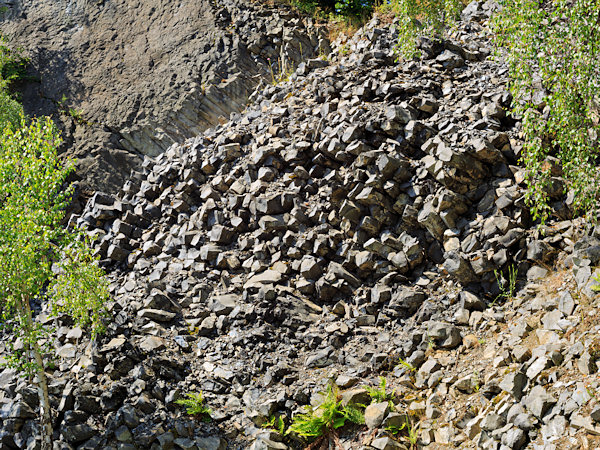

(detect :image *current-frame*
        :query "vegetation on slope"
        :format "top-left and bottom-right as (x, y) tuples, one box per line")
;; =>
(0, 39), (24, 128)
(0, 39), (109, 450)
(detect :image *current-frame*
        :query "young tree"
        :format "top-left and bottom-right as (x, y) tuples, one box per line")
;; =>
(494, 0), (600, 223)
(0, 117), (108, 450)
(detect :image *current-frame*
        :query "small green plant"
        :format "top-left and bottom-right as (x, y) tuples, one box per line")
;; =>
(406, 418), (419, 448)
(266, 57), (277, 84)
(338, 42), (350, 56)
(472, 371), (481, 392)
(365, 376), (396, 406)
(386, 416), (419, 449)
(262, 414), (287, 435)
(317, 45), (329, 61)
(426, 336), (435, 350)
(56, 95), (88, 125)
(266, 56), (296, 85)
(186, 322), (200, 335)
(288, 383), (364, 443)
(494, 264), (517, 303)
(386, 423), (407, 435)
(175, 392), (211, 421)
(590, 273), (600, 293)
(67, 107), (87, 125)
(397, 357), (416, 372)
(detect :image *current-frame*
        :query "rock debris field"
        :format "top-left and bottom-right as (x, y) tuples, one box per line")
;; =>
(3, 2), (600, 449)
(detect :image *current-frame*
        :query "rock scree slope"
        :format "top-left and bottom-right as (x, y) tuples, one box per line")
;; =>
(2, 2), (600, 450)
(0, 0), (328, 203)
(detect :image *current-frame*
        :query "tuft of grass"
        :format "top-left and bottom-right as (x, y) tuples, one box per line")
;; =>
(406, 418), (419, 448)
(288, 383), (364, 440)
(493, 264), (517, 304)
(175, 392), (211, 422)
(385, 415), (420, 449)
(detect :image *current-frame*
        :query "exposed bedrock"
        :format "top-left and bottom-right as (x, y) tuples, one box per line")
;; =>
(0, 0), (328, 202)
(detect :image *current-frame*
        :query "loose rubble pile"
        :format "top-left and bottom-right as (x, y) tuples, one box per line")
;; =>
(1, 0), (328, 200)
(2, 2), (600, 449)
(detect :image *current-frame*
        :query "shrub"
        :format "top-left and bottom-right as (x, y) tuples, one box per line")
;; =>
(384, 0), (464, 57)
(335, 0), (374, 18)
(285, 0), (374, 18)
(0, 37), (28, 85)
(0, 89), (23, 130)
(494, 0), (600, 223)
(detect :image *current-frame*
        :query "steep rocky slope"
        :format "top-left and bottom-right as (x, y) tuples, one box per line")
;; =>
(0, 0), (328, 204)
(2, 2), (600, 450)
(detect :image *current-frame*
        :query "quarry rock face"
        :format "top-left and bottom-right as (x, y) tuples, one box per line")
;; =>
(0, 0), (328, 201)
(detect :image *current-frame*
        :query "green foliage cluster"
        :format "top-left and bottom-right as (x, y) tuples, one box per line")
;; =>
(364, 376), (396, 406)
(493, 264), (517, 303)
(0, 38), (24, 129)
(0, 38), (28, 85)
(385, 416), (419, 448)
(397, 357), (416, 372)
(262, 414), (287, 434)
(493, 0), (600, 223)
(381, 0), (600, 224)
(0, 117), (108, 367)
(384, 0), (463, 57)
(175, 392), (211, 421)
(288, 383), (364, 439)
(286, 0), (373, 19)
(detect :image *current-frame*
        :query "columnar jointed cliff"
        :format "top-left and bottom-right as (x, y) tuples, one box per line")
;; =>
(0, 0), (328, 200)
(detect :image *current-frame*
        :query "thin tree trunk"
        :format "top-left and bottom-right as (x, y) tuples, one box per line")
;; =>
(16, 296), (53, 450)
(32, 340), (53, 450)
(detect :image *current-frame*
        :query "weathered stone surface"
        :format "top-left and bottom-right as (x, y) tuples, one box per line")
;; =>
(365, 402), (389, 429)
(427, 322), (462, 349)
(371, 436), (404, 450)
(341, 389), (370, 407)
(524, 385), (556, 419)
(5, 0), (328, 203)
(500, 371), (527, 401)
(137, 309), (176, 322)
